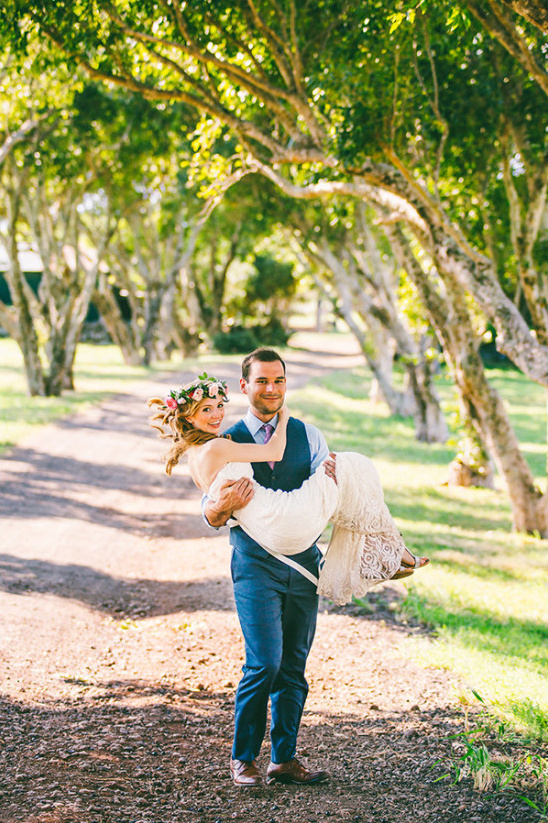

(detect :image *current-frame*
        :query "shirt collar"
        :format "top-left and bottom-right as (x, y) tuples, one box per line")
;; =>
(244, 409), (279, 436)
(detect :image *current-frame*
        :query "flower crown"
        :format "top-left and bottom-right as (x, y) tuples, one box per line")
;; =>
(164, 372), (229, 411)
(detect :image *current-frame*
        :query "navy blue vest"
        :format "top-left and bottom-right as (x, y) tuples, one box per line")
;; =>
(226, 417), (312, 553)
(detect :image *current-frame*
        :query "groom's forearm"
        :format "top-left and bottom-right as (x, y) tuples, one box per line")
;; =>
(204, 498), (233, 528)
(204, 478), (255, 528)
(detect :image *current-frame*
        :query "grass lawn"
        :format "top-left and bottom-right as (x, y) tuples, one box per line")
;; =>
(289, 365), (548, 744)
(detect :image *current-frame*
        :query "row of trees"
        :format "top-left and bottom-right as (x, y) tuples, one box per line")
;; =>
(0, 54), (279, 392)
(0, 43), (445, 439)
(1, 1), (547, 534)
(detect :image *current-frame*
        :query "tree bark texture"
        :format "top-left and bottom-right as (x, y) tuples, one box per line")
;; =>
(92, 279), (144, 366)
(306, 230), (448, 442)
(0, 171), (46, 395)
(389, 224), (547, 534)
(498, 0), (548, 33)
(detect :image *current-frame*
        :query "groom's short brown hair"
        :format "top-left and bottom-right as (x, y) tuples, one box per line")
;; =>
(241, 348), (286, 382)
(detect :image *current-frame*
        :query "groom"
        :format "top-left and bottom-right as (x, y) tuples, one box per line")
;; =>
(204, 348), (335, 788)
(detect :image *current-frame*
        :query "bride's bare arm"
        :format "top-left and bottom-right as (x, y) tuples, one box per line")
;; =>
(203, 407), (289, 477)
(189, 406), (290, 494)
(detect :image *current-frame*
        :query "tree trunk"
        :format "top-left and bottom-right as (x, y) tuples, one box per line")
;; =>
(369, 335), (395, 404)
(210, 228), (241, 335)
(309, 235), (448, 440)
(16, 316), (46, 396)
(403, 354), (450, 443)
(447, 410), (496, 489)
(458, 353), (545, 532)
(316, 297), (328, 333)
(92, 284), (144, 365)
(171, 321), (202, 356)
(60, 228), (110, 390)
(317, 271), (412, 416)
(0, 303), (20, 339)
(155, 283), (178, 361)
(390, 224), (547, 534)
(44, 327), (70, 396)
(9, 301), (46, 395)
(142, 287), (164, 366)
(1, 182), (46, 396)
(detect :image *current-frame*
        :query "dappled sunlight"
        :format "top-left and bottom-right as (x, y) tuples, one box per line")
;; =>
(401, 576), (548, 738)
(292, 392), (456, 468)
(430, 551), (543, 584)
(408, 635), (548, 741)
(408, 569), (548, 624)
(386, 487), (512, 534)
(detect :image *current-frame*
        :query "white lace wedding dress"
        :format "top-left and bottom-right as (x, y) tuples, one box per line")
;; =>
(208, 452), (406, 604)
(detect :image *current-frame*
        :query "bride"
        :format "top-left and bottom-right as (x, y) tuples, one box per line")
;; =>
(148, 374), (429, 604)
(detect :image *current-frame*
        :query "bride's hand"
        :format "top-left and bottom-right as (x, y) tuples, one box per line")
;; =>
(278, 404), (290, 422)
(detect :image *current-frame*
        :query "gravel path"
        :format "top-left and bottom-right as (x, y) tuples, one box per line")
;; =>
(0, 337), (539, 822)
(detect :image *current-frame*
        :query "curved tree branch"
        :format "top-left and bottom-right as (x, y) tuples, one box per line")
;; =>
(496, 0), (548, 33)
(466, 0), (548, 97)
(0, 113), (55, 166)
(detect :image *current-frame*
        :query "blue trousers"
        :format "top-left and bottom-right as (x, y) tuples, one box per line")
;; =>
(230, 543), (320, 764)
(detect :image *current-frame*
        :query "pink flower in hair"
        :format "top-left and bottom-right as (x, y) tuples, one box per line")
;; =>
(191, 387), (204, 400)
(165, 397), (178, 410)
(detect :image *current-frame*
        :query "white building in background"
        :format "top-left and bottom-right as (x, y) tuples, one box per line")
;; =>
(0, 244), (43, 274)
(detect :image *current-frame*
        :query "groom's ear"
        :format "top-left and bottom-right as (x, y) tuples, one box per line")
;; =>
(239, 377), (248, 394)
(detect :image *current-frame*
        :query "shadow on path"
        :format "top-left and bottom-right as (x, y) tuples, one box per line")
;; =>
(0, 554), (233, 618)
(1, 448), (212, 539)
(2, 447), (189, 503)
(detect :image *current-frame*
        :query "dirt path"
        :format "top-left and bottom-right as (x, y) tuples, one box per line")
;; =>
(0, 337), (532, 823)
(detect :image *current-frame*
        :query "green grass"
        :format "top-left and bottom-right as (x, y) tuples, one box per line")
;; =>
(289, 366), (548, 743)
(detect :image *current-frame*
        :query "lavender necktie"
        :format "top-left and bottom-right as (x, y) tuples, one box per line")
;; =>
(262, 423), (275, 469)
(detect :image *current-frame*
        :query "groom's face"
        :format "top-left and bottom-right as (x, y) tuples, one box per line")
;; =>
(240, 360), (286, 420)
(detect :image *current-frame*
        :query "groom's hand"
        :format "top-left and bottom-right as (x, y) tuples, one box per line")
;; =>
(324, 452), (337, 485)
(203, 478), (255, 527)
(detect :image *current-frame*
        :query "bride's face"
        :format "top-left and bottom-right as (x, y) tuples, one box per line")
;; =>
(187, 398), (226, 435)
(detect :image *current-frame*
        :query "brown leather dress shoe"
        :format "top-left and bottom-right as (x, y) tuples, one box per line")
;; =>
(230, 758), (263, 787)
(266, 757), (330, 785)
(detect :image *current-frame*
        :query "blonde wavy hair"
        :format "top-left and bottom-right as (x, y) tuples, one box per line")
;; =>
(148, 376), (228, 475)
